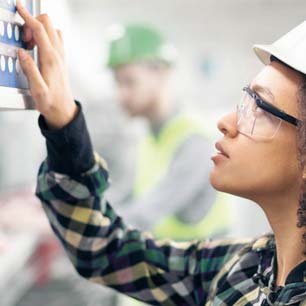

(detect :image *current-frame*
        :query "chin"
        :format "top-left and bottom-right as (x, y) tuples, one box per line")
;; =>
(210, 172), (261, 203)
(209, 171), (242, 196)
(210, 173), (227, 192)
(124, 108), (143, 117)
(124, 109), (137, 118)
(210, 166), (230, 188)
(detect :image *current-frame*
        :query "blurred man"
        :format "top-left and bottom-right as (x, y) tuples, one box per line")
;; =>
(106, 24), (230, 241)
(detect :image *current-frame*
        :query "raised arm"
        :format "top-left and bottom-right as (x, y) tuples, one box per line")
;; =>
(16, 3), (250, 304)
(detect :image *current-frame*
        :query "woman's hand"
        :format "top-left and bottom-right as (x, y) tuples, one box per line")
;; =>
(16, 0), (78, 130)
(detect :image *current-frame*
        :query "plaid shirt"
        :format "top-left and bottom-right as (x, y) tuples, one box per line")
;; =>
(35, 154), (306, 306)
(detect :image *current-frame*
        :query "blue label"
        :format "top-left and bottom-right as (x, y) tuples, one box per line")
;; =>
(0, 55), (28, 89)
(0, 0), (33, 14)
(0, 0), (35, 90)
(0, 21), (26, 48)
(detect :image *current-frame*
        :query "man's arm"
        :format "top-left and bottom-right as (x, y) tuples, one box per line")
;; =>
(118, 135), (216, 231)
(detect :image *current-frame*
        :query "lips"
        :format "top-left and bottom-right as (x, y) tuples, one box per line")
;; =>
(215, 142), (229, 158)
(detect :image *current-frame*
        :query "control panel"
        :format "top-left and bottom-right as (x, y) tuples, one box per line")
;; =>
(0, 0), (40, 109)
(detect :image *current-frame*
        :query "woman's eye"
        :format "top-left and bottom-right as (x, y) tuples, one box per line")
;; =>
(254, 106), (265, 116)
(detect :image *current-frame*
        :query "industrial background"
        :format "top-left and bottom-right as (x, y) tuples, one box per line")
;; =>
(0, 0), (305, 305)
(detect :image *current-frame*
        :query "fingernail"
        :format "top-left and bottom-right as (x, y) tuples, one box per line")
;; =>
(18, 49), (28, 61)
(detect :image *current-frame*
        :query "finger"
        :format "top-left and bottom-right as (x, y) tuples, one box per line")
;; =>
(22, 24), (33, 42)
(23, 25), (63, 53)
(22, 24), (36, 50)
(56, 30), (65, 56)
(26, 40), (36, 50)
(22, 25), (39, 51)
(36, 14), (60, 48)
(56, 30), (63, 44)
(16, 1), (53, 54)
(18, 49), (48, 103)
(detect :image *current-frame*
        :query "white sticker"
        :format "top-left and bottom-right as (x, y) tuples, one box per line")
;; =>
(8, 57), (13, 73)
(0, 21), (4, 37)
(14, 25), (19, 41)
(15, 58), (20, 74)
(7, 23), (12, 39)
(1, 56), (6, 72)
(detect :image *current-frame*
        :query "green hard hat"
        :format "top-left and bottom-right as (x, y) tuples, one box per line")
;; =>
(107, 24), (177, 69)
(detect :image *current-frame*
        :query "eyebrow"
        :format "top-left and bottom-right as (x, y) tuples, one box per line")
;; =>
(245, 86), (301, 126)
(251, 84), (275, 102)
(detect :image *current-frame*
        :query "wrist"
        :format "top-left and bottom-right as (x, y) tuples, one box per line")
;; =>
(39, 101), (95, 175)
(44, 101), (79, 130)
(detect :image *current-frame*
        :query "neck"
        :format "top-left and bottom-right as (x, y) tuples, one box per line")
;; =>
(259, 194), (305, 286)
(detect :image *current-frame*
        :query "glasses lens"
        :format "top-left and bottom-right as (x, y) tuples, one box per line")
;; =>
(237, 91), (282, 139)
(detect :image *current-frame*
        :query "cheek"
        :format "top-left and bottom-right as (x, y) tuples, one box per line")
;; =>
(134, 84), (156, 109)
(270, 129), (301, 183)
(210, 136), (301, 197)
(210, 151), (257, 195)
(121, 87), (147, 111)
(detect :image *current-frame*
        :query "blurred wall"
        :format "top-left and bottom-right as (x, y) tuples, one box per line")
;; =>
(1, 0), (305, 238)
(63, 0), (306, 237)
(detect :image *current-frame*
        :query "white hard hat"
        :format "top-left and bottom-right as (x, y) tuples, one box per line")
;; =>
(253, 20), (306, 75)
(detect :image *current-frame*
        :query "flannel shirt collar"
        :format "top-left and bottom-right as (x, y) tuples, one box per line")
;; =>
(251, 234), (306, 305)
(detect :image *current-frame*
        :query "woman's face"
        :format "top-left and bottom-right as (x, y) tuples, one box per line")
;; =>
(210, 61), (304, 202)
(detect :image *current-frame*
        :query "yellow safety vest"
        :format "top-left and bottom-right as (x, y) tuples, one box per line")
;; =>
(119, 114), (230, 306)
(133, 113), (230, 240)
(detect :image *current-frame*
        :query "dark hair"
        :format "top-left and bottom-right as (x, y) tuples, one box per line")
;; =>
(271, 55), (306, 255)
(296, 78), (306, 255)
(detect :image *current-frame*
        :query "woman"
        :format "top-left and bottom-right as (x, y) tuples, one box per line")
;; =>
(16, 1), (306, 305)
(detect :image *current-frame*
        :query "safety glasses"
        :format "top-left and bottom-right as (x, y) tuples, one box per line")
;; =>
(237, 86), (301, 139)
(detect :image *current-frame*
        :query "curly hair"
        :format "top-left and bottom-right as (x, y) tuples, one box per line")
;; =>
(296, 77), (306, 255)
(270, 56), (306, 254)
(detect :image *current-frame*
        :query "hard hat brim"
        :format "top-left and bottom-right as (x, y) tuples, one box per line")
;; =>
(253, 44), (274, 65)
(253, 44), (306, 75)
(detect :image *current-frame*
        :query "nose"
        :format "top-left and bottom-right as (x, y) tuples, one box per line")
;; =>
(217, 111), (239, 138)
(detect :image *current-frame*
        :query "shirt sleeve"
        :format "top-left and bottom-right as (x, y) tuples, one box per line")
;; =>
(36, 158), (251, 305)
(117, 134), (216, 231)
(38, 101), (95, 176)
(36, 105), (251, 305)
